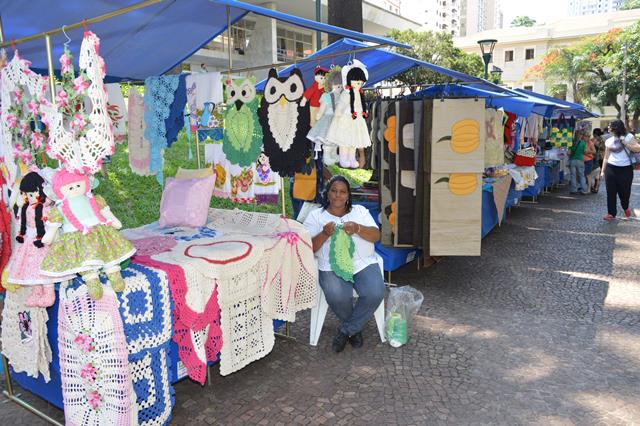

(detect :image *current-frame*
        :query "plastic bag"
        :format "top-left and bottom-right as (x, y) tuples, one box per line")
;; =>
(385, 286), (424, 347)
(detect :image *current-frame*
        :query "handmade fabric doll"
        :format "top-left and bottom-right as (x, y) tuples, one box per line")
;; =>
(307, 67), (342, 166)
(40, 169), (135, 300)
(254, 152), (281, 204)
(8, 171), (73, 307)
(257, 68), (311, 177)
(326, 60), (372, 169)
(301, 66), (329, 126)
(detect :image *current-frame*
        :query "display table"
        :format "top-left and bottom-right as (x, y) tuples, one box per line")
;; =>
(523, 163), (546, 198)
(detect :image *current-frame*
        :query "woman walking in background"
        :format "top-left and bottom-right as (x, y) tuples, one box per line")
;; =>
(600, 120), (640, 221)
(584, 133), (597, 193)
(569, 133), (588, 195)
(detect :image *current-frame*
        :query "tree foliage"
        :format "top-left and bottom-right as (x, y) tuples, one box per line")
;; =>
(527, 23), (640, 123)
(620, 0), (640, 10)
(386, 29), (484, 87)
(511, 16), (537, 27)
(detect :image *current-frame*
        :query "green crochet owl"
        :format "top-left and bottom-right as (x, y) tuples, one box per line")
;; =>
(222, 76), (263, 167)
(329, 224), (355, 283)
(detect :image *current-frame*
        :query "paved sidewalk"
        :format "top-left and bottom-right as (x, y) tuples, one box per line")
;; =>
(2, 174), (640, 425)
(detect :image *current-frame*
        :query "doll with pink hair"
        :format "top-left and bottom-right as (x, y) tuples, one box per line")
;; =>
(40, 169), (135, 300)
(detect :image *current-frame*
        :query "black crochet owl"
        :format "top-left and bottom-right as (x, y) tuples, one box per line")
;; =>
(258, 67), (311, 177)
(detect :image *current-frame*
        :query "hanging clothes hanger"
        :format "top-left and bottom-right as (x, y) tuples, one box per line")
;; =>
(61, 25), (72, 47)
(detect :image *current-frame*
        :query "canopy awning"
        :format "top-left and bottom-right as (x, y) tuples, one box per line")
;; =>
(0, 0), (410, 82)
(256, 38), (507, 91)
(513, 88), (600, 119)
(411, 84), (566, 118)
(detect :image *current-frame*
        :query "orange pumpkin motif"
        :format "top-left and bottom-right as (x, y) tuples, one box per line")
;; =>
(435, 174), (478, 196)
(437, 119), (480, 154)
(384, 116), (397, 154)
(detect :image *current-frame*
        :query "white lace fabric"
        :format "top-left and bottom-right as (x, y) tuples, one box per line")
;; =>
(1, 286), (52, 381)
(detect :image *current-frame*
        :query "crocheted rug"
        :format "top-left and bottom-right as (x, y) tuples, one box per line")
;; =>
(58, 284), (137, 426)
(0, 286), (52, 381)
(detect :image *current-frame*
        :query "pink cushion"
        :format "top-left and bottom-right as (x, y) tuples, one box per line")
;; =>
(159, 174), (215, 228)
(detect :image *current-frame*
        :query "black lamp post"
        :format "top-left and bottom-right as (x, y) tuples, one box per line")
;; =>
(477, 38), (498, 79)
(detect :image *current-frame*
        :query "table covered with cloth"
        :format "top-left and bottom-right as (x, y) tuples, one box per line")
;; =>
(7, 208), (317, 426)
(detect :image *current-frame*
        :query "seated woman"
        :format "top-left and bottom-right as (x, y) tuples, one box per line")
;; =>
(303, 175), (385, 353)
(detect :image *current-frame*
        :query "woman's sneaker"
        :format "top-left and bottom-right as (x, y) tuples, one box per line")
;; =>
(624, 208), (632, 218)
(603, 214), (615, 222)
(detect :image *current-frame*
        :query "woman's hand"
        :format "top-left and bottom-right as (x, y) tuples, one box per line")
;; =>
(322, 222), (336, 237)
(342, 221), (359, 235)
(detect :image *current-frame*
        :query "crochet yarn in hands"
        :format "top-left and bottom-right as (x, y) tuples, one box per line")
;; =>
(258, 67), (311, 177)
(222, 76), (263, 167)
(329, 224), (355, 283)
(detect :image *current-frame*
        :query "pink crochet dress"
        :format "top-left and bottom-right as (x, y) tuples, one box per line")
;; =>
(8, 203), (73, 285)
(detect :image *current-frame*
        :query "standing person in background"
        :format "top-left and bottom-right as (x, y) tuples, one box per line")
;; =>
(592, 128), (605, 169)
(584, 133), (597, 193)
(569, 133), (588, 195)
(600, 120), (640, 221)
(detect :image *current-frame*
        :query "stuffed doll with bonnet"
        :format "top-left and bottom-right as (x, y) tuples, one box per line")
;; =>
(40, 169), (135, 300)
(7, 171), (74, 306)
(307, 67), (342, 165)
(326, 60), (372, 168)
(301, 66), (329, 127)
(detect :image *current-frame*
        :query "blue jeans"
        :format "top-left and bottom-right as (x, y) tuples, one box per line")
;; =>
(569, 159), (587, 193)
(319, 263), (385, 336)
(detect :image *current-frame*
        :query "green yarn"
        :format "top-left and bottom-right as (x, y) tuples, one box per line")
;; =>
(329, 224), (355, 283)
(223, 97), (263, 167)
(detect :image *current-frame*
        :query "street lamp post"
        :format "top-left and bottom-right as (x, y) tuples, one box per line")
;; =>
(477, 38), (498, 80)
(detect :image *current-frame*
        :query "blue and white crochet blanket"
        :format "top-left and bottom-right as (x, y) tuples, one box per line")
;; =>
(71, 263), (175, 426)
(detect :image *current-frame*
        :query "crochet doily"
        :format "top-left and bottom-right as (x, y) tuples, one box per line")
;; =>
(135, 255), (222, 385)
(42, 31), (114, 175)
(129, 347), (174, 426)
(58, 284), (137, 426)
(144, 75), (180, 185)
(0, 50), (47, 184)
(329, 225), (355, 283)
(262, 218), (317, 322)
(131, 236), (177, 257)
(127, 89), (152, 176)
(222, 78), (263, 167)
(0, 286), (52, 381)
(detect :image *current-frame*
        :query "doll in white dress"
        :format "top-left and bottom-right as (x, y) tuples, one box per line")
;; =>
(326, 60), (371, 169)
(307, 67), (342, 165)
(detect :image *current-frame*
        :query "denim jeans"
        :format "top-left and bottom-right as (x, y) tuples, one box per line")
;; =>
(319, 263), (385, 336)
(569, 159), (587, 193)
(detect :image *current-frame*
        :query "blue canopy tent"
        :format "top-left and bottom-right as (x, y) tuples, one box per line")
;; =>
(513, 88), (599, 119)
(255, 38), (509, 92)
(410, 84), (568, 118)
(0, 0), (410, 82)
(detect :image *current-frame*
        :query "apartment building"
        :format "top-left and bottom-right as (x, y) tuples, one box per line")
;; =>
(568, 0), (623, 16)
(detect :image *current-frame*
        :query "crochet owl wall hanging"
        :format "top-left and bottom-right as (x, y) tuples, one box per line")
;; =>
(222, 76), (263, 167)
(258, 68), (311, 177)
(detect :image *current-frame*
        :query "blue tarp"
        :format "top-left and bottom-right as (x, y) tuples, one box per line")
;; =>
(513, 88), (599, 119)
(256, 39), (506, 91)
(0, 0), (410, 82)
(411, 84), (566, 118)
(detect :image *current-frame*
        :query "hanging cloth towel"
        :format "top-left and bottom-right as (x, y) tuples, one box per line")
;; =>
(144, 75), (181, 186)
(128, 89), (152, 176)
(185, 72), (224, 129)
(105, 83), (128, 144)
(164, 74), (187, 148)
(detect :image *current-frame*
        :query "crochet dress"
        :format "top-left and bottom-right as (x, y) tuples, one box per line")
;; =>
(326, 90), (371, 149)
(307, 92), (336, 144)
(40, 195), (135, 277)
(9, 203), (74, 285)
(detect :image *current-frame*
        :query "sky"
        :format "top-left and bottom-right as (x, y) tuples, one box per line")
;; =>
(501, 0), (570, 27)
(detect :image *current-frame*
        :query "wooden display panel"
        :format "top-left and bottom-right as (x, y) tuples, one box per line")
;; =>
(429, 172), (482, 256)
(430, 99), (485, 174)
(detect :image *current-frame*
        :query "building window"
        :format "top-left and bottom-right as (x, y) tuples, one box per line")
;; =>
(505, 50), (514, 62)
(525, 48), (535, 60)
(207, 19), (256, 55)
(523, 85), (534, 91)
(277, 27), (313, 62)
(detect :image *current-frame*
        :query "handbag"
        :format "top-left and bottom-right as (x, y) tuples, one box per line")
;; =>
(513, 147), (536, 167)
(548, 114), (574, 148)
(621, 135), (640, 168)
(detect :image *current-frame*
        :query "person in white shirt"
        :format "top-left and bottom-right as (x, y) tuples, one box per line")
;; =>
(303, 176), (384, 353)
(600, 120), (640, 221)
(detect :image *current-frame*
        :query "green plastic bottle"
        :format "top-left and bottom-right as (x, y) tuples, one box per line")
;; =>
(387, 312), (408, 347)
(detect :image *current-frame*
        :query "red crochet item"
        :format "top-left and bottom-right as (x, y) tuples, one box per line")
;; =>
(0, 173), (12, 293)
(134, 256), (223, 385)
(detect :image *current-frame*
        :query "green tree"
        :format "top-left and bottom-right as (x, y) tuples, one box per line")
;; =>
(387, 29), (484, 87)
(620, 0), (640, 10)
(510, 16), (537, 27)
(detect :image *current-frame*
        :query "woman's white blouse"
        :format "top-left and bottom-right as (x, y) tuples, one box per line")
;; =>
(303, 205), (378, 274)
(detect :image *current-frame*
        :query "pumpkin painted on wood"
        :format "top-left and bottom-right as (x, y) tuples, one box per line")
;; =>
(436, 174), (478, 196)
(437, 119), (480, 154)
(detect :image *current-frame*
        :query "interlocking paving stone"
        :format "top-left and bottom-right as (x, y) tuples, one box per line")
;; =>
(2, 174), (640, 425)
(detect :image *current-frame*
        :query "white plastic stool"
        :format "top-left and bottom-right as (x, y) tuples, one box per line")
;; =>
(309, 253), (386, 346)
